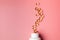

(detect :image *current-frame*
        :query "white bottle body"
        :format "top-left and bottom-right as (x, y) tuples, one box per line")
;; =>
(29, 33), (41, 40)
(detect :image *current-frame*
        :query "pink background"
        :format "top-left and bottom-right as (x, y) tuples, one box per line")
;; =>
(0, 0), (60, 40)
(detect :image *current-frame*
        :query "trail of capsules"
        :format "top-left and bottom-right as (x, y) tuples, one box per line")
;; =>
(32, 2), (44, 33)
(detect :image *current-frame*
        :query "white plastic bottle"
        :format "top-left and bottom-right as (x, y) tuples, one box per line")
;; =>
(29, 33), (41, 40)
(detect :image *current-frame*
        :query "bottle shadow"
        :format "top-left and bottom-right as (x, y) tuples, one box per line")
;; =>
(38, 31), (45, 40)
(39, 33), (44, 40)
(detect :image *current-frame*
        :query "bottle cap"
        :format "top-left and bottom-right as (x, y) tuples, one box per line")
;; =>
(31, 33), (39, 38)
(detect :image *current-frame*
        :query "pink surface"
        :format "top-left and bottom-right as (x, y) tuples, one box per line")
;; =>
(0, 0), (60, 40)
